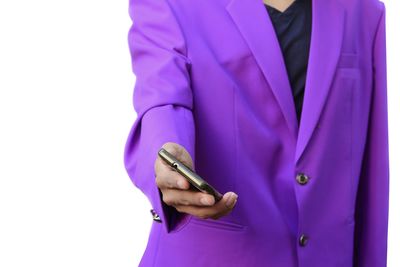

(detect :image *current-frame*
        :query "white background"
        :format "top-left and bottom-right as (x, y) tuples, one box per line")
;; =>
(0, 0), (398, 266)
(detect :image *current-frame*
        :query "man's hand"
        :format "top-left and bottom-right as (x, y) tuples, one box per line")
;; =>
(155, 142), (238, 220)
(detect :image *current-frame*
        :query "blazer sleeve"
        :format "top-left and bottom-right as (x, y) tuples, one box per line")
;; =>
(353, 2), (390, 266)
(123, 0), (195, 234)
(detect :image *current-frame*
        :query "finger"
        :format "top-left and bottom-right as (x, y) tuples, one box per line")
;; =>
(155, 168), (191, 191)
(175, 192), (237, 219)
(155, 172), (190, 191)
(154, 156), (174, 174)
(155, 157), (191, 190)
(209, 198), (238, 220)
(162, 189), (216, 207)
(174, 192), (238, 219)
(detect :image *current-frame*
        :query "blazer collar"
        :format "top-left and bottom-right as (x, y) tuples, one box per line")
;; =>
(225, 0), (345, 164)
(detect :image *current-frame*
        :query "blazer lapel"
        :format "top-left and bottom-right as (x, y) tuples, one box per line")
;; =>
(225, 0), (345, 164)
(294, 0), (345, 164)
(226, 0), (299, 140)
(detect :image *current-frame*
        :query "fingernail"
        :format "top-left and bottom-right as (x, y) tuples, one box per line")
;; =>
(225, 193), (238, 208)
(200, 197), (213, 205)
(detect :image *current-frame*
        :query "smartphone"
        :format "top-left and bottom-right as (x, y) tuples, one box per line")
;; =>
(158, 148), (223, 202)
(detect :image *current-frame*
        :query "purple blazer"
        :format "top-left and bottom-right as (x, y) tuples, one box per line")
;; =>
(123, 0), (389, 266)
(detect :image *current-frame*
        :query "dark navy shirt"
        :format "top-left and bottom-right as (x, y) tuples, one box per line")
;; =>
(264, 0), (312, 123)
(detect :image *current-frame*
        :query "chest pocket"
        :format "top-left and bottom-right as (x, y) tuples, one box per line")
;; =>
(335, 52), (361, 82)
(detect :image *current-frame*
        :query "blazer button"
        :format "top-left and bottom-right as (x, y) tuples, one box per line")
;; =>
(296, 173), (309, 185)
(150, 209), (162, 223)
(299, 234), (309, 246)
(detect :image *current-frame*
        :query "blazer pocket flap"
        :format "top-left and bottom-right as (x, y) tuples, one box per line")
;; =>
(190, 216), (246, 231)
(337, 52), (359, 69)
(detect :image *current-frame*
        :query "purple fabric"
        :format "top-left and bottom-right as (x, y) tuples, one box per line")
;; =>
(123, 0), (389, 266)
